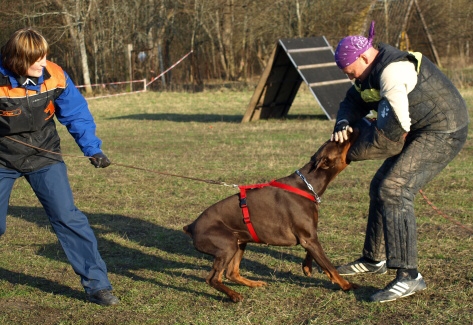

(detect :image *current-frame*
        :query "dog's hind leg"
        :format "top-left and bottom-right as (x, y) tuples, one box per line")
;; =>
(226, 243), (267, 288)
(302, 252), (324, 277)
(302, 251), (314, 276)
(206, 256), (244, 302)
(199, 232), (247, 302)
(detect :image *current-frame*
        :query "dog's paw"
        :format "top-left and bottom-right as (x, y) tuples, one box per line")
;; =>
(302, 265), (312, 277)
(230, 292), (244, 302)
(246, 280), (267, 288)
(254, 280), (267, 287)
(343, 282), (359, 291)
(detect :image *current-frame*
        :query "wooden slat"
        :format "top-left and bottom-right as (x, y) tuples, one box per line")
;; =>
(298, 62), (338, 69)
(287, 46), (332, 53)
(309, 79), (353, 87)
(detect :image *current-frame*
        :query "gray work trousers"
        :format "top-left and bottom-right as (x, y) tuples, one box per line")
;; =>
(363, 126), (468, 269)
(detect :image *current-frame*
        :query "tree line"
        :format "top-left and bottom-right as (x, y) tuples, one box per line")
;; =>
(1, 0), (472, 91)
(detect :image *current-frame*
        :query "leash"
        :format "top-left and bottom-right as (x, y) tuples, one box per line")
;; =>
(109, 161), (239, 187)
(3, 136), (239, 188)
(4, 136), (472, 235)
(419, 189), (473, 235)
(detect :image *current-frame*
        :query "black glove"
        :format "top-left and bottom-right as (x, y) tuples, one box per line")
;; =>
(331, 119), (353, 143)
(89, 152), (111, 168)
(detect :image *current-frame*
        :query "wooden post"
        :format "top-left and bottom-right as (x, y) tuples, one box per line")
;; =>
(158, 44), (166, 87)
(127, 43), (133, 91)
(241, 46), (277, 122)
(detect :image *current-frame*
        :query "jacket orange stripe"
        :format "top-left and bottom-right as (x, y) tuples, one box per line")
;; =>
(0, 60), (66, 98)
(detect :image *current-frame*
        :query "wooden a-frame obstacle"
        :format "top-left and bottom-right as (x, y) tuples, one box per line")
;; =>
(242, 36), (352, 122)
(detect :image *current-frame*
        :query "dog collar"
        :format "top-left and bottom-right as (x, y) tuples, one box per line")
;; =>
(295, 170), (321, 204)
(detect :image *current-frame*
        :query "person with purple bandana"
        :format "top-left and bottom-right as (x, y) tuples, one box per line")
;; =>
(331, 21), (469, 302)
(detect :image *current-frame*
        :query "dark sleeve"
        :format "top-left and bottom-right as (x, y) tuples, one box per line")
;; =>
(336, 86), (373, 124)
(347, 100), (407, 161)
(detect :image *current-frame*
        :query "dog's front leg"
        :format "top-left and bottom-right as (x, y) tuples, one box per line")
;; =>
(301, 238), (358, 291)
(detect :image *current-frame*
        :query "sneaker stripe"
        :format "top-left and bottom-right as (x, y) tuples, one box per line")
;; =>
(388, 289), (403, 296)
(388, 282), (410, 296)
(396, 282), (410, 290)
(350, 263), (370, 273)
(349, 265), (359, 273)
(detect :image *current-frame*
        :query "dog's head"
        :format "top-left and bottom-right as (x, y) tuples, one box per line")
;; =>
(309, 129), (359, 175)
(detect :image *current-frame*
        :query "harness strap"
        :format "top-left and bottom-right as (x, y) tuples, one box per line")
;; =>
(238, 178), (318, 243)
(238, 186), (262, 243)
(269, 180), (316, 202)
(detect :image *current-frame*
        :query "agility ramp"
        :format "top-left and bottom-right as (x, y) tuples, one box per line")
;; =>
(242, 37), (352, 122)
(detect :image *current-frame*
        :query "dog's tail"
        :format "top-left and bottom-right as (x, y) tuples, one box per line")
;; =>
(183, 224), (193, 238)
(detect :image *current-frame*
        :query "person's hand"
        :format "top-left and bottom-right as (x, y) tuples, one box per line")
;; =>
(331, 119), (353, 143)
(89, 152), (111, 168)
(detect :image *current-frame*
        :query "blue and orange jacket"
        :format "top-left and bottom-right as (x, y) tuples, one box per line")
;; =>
(0, 59), (103, 172)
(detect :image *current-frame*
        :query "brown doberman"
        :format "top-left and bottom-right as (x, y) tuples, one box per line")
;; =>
(183, 132), (359, 302)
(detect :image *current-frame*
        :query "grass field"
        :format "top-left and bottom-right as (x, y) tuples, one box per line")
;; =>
(0, 85), (472, 324)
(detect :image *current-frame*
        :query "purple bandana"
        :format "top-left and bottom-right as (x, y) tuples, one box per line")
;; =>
(334, 21), (376, 69)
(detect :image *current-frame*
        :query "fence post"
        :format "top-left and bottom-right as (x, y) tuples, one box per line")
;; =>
(127, 44), (133, 91)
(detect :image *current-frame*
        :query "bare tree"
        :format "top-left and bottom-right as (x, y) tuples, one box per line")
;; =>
(50, 0), (95, 93)
(1, 0), (472, 88)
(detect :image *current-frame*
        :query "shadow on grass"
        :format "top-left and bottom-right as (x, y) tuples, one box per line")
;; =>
(0, 267), (84, 300)
(108, 113), (327, 123)
(6, 205), (371, 302)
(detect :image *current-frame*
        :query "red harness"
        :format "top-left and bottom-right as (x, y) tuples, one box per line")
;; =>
(238, 179), (318, 243)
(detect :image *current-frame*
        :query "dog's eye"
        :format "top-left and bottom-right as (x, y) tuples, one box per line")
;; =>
(317, 157), (332, 169)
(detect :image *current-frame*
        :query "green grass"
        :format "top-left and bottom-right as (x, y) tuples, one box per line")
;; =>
(1, 85), (472, 324)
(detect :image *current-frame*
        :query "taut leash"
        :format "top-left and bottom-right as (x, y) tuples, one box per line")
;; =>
(3, 136), (238, 188)
(109, 161), (239, 188)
